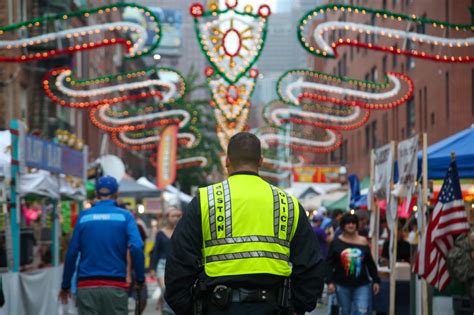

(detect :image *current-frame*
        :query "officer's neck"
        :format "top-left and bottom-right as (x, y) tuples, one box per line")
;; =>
(227, 164), (259, 176)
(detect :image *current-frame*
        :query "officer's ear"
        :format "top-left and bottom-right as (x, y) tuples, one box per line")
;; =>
(225, 156), (231, 169)
(258, 156), (263, 168)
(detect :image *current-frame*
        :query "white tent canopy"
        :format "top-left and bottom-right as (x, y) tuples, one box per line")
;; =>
(17, 171), (86, 200)
(137, 177), (192, 204)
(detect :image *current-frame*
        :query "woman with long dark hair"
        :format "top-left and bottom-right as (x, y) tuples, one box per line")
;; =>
(326, 213), (380, 315)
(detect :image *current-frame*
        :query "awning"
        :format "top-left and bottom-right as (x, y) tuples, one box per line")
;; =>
(118, 179), (160, 199)
(418, 124), (474, 179)
(322, 193), (349, 211)
(302, 190), (347, 211)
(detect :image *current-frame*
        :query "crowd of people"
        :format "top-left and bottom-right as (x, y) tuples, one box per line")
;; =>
(310, 206), (418, 315)
(58, 132), (427, 315)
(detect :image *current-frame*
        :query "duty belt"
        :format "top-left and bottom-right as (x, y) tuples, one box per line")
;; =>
(231, 288), (278, 303)
(210, 285), (278, 308)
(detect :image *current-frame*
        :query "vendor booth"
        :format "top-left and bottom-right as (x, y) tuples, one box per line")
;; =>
(1, 121), (87, 315)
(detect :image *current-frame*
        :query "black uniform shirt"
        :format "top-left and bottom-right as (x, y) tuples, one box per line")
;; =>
(165, 172), (325, 315)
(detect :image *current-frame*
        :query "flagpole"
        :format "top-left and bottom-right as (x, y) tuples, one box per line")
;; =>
(389, 141), (398, 315)
(421, 133), (429, 315)
(369, 149), (379, 262)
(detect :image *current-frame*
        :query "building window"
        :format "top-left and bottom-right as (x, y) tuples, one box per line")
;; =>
(394, 107), (399, 140)
(356, 34), (361, 53)
(407, 28), (416, 70)
(418, 89), (423, 131)
(401, 128), (405, 139)
(431, 112), (435, 126)
(343, 53), (347, 76)
(365, 125), (371, 153)
(407, 98), (415, 137)
(392, 45), (398, 67)
(445, 0), (450, 37)
(371, 121), (377, 149)
(446, 71), (450, 119)
(371, 66), (378, 82)
(382, 56), (387, 75)
(416, 15), (426, 34)
(340, 140), (348, 164)
(424, 87), (428, 131)
(383, 0), (387, 9)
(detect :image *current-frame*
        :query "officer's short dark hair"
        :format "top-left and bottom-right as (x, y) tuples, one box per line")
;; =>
(227, 132), (261, 167)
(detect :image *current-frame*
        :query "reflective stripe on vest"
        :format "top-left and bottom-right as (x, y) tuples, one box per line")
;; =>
(207, 181), (232, 239)
(199, 176), (299, 278)
(270, 185), (295, 241)
(206, 250), (289, 263)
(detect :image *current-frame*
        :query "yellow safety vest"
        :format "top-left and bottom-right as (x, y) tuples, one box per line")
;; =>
(199, 174), (300, 278)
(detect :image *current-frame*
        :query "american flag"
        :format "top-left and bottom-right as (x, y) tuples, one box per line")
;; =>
(413, 159), (469, 291)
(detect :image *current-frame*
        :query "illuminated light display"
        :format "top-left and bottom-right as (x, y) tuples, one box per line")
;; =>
(0, 3), (162, 62)
(259, 128), (343, 153)
(55, 69), (184, 102)
(149, 155), (208, 169)
(262, 156), (304, 171)
(267, 105), (370, 131)
(111, 129), (196, 151)
(207, 70), (257, 121)
(277, 70), (413, 110)
(89, 107), (191, 133)
(298, 4), (473, 62)
(191, 1), (270, 84)
(43, 67), (185, 108)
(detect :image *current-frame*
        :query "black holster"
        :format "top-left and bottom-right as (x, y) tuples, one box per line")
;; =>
(192, 279), (207, 315)
(277, 278), (294, 314)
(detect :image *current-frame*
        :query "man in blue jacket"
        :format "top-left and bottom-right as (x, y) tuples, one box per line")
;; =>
(59, 176), (145, 315)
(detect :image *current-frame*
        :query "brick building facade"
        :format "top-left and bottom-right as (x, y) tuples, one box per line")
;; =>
(310, 0), (474, 177)
(0, 0), (153, 178)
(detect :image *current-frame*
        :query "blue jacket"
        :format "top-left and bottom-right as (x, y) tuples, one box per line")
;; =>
(61, 200), (145, 289)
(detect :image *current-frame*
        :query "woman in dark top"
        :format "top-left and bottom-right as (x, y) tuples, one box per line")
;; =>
(149, 206), (183, 313)
(326, 213), (380, 315)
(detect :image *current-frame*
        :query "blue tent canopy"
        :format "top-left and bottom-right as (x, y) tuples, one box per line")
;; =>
(418, 124), (474, 179)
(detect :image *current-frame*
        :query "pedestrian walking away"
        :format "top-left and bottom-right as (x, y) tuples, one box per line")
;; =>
(326, 213), (380, 315)
(164, 132), (325, 315)
(149, 205), (183, 314)
(59, 176), (145, 315)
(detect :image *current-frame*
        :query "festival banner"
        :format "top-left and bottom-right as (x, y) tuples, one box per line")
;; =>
(292, 166), (340, 183)
(395, 135), (419, 213)
(374, 144), (394, 202)
(156, 125), (178, 189)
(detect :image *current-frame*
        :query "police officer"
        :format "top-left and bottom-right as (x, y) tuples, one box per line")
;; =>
(59, 176), (145, 315)
(165, 132), (324, 315)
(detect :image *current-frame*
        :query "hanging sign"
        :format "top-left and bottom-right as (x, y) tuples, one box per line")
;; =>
(156, 125), (178, 189)
(23, 135), (85, 177)
(374, 143), (394, 202)
(395, 135), (419, 213)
